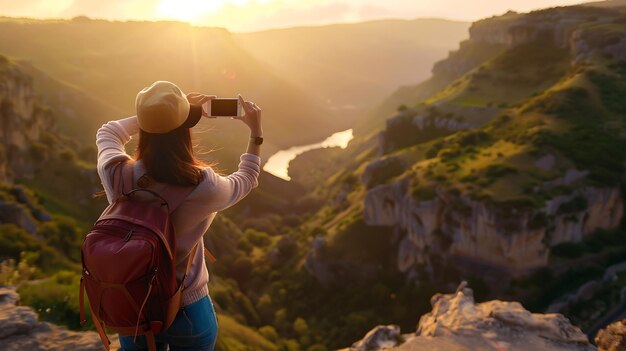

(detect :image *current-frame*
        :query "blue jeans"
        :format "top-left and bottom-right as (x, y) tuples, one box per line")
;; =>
(119, 295), (218, 351)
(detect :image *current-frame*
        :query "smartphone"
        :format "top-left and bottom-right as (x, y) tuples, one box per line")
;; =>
(203, 98), (242, 118)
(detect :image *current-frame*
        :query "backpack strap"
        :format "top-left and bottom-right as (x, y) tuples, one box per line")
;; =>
(122, 163), (218, 263)
(121, 161), (135, 195)
(109, 160), (135, 199)
(182, 243), (199, 287)
(160, 184), (196, 214)
(204, 247), (217, 263)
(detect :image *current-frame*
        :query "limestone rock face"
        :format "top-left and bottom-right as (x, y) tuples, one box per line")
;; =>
(348, 325), (402, 351)
(342, 284), (594, 351)
(596, 319), (626, 351)
(0, 199), (39, 234)
(0, 61), (54, 182)
(363, 175), (623, 275)
(0, 287), (120, 351)
(468, 7), (616, 49)
(456, 6), (626, 67)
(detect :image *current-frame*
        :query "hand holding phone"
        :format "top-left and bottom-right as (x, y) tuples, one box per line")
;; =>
(202, 98), (242, 118)
(235, 95), (263, 137)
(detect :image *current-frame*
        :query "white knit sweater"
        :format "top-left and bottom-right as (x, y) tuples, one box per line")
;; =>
(96, 116), (261, 305)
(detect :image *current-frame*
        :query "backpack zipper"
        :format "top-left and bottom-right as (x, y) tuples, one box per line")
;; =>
(124, 228), (134, 242)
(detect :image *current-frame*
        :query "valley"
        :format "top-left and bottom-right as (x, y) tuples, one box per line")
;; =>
(2, 3), (626, 351)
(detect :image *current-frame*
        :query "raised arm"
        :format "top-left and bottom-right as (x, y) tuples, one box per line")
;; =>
(203, 153), (261, 212)
(95, 116), (139, 203)
(189, 93), (264, 212)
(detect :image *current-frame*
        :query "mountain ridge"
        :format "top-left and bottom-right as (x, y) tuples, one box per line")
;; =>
(235, 18), (469, 116)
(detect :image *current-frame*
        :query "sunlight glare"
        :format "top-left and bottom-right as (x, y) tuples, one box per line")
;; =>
(156, 0), (250, 22)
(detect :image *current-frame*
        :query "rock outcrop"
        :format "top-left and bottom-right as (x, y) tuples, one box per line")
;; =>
(0, 286), (120, 351)
(0, 57), (54, 182)
(469, 7), (619, 50)
(342, 283), (594, 351)
(432, 6), (626, 82)
(596, 319), (626, 351)
(363, 174), (623, 274)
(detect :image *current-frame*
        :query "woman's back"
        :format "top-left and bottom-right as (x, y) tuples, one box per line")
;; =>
(97, 120), (261, 305)
(94, 81), (263, 351)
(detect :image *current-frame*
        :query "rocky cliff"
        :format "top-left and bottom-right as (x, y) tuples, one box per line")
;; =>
(431, 6), (626, 83)
(362, 175), (623, 274)
(0, 286), (120, 351)
(341, 282), (594, 351)
(596, 319), (626, 351)
(469, 7), (620, 50)
(0, 57), (54, 182)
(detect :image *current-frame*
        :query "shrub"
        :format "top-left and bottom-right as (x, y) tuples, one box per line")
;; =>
(528, 212), (550, 230)
(457, 130), (491, 147)
(551, 242), (585, 258)
(485, 164), (517, 178)
(38, 216), (83, 262)
(18, 270), (89, 330)
(412, 186), (437, 201)
(0, 224), (41, 259)
(276, 236), (298, 260)
(259, 325), (279, 342)
(438, 148), (460, 161)
(363, 157), (406, 189)
(557, 196), (588, 214)
(29, 142), (47, 162)
(425, 141), (445, 159)
(245, 229), (272, 247)
(59, 149), (77, 163)
(293, 317), (309, 336)
(0, 252), (37, 286)
(237, 237), (254, 254)
(589, 70), (626, 115)
(230, 257), (254, 282)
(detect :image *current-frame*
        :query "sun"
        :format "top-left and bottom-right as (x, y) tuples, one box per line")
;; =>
(156, 0), (230, 23)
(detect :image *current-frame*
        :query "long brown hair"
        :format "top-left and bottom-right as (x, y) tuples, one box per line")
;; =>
(135, 126), (206, 186)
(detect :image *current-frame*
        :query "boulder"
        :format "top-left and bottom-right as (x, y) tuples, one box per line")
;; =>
(0, 286), (120, 351)
(342, 283), (595, 351)
(348, 325), (402, 351)
(596, 320), (626, 351)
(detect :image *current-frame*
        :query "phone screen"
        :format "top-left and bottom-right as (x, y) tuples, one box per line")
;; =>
(211, 99), (238, 116)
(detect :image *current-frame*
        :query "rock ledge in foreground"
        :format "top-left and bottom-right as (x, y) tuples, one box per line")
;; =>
(0, 286), (120, 351)
(342, 282), (594, 351)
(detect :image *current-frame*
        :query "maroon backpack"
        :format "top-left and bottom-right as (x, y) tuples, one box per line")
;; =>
(79, 161), (216, 351)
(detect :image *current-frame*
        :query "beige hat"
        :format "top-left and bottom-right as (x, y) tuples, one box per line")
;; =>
(135, 81), (190, 134)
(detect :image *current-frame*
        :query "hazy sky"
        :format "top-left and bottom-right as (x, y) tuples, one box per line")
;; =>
(0, 0), (588, 32)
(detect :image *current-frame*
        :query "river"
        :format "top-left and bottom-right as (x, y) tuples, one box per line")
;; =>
(263, 129), (354, 181)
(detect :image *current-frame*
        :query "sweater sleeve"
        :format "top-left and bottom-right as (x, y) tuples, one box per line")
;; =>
(203, 153), (261, 213)
(96, 116), (139, 203)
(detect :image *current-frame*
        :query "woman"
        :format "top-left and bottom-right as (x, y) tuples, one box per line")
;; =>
(95, 80), (263, 351)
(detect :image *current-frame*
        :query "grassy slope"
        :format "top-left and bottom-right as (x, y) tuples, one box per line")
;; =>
(347, 7), (626, 206)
